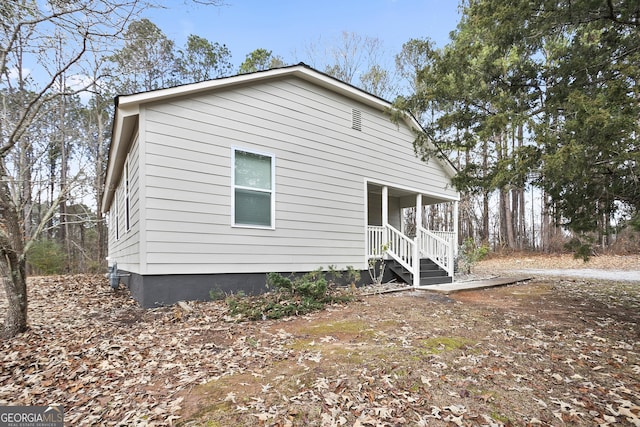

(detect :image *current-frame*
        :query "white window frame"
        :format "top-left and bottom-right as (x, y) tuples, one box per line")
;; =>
(231, 147), (276, 229)
(114, 187), (120, 241)
(124, 153), (131, 232)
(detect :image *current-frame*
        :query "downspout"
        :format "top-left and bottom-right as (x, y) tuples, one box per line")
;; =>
(106, 259), (130, 290)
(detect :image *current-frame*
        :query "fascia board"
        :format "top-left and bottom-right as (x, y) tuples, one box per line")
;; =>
(101, 105), (139, 213)
(115, 64), (390, 111)
(401, 113), (459, 180)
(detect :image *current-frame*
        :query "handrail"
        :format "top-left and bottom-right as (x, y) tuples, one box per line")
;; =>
(381, 224), (414, 273)
(367, 225), (455, 286)
(417, 226), (454, 276)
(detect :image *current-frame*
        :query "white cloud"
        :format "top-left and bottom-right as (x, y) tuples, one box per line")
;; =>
(6, 67), (32, 82)
(66, 74), (95, 104)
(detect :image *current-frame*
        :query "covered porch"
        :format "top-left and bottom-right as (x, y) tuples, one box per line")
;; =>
(366, 182), (459, 288)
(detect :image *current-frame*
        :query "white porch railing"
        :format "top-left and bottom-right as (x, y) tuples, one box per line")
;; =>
(367, 226), (385, 259)
(366, 224), (455, 286)
(430, 231), (456, 245)
(385, 224), (416, 274)
(417, 226), (455, 277)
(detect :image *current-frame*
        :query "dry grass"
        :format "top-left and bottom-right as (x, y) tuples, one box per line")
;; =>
(476, 252), (640, 272)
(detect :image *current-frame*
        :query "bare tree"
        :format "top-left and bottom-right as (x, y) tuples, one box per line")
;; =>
(301, 31), (397, 99)
(0, 0), (142, 338)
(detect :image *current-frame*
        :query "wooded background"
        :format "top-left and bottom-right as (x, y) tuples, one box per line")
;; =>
(3, 0), (639, 278)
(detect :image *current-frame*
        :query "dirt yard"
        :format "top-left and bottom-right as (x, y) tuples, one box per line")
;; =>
(1, 254), (639, 426)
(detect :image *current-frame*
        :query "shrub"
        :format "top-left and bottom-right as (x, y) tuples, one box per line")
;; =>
(209, 287), (226, 301)
(27, 239), (66, 275)
(565, 236), (594, 261)
(226, 268), (355, 321)
(457, 238), (489, 274)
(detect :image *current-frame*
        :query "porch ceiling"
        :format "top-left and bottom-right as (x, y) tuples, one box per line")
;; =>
(367, 183), (450, 207)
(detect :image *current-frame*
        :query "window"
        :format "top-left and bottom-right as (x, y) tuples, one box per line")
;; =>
(114, 188), (120, 241)
(232, 148), (274, 228)
(125, 154), (130, 232)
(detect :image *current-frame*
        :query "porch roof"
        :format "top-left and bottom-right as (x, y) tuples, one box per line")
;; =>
(367, 181), (459, 208)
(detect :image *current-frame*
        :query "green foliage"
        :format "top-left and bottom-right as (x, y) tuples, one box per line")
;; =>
(344, 266), (361, 287)
(564, 236), (593, 262)
(108, 19), (176, 92)
(238, 48), (285, 74)
(226, 268), (355, 321)
(458, 238), (489, 274)
(402, 0), (640, 241)
(293, 274), (327, 299)
(209, 287), (226, 301)
(175, 34), (233, 82)
(327, 265), (342, 282)
(27, 240), (66, 275)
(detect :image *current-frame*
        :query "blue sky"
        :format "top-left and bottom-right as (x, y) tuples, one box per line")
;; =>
(142, 0), (462, 69)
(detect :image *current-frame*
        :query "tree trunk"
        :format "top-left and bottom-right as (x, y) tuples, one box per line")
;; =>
(1, 255), (27, 338)
(519, 187), (526, 249)
(511, 189), (520, 248)
(482, 191), (489, 242)
(541, 190), (548, 252)
(58, 68), (70, 272)
(480, 140), (489, 242)
(499, 188), (517, 249)
(0, 159), (28, 338)
(92, 89), (108, 265)
(516, 124), (526, 249)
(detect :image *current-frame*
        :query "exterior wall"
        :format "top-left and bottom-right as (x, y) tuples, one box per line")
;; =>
(131, 75), (457, 276)
(107, 134), (141, 273)
(367, 193), (402, 229)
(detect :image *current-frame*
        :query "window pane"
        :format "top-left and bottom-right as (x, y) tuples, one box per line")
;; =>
(235, 189), (271, 226)
(235, 151), (271, 190)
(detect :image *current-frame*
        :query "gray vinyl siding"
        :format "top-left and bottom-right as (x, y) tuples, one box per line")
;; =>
(107, 135), (141, 273)
(139, 76), (456, 275)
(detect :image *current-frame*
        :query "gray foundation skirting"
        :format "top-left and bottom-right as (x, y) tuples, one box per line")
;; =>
(118, 266), (391, 308)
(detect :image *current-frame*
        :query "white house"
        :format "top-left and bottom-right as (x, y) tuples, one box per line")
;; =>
(102, 63), (460, 307)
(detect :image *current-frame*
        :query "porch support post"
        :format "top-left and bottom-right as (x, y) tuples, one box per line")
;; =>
(381, 186), (388, 227)
(452, 200), (459, 281)
(382, 186), (389, 257)
(453, 200), (459, 257)
(414, 193), (423, 288)
(415, 193), (422, 231)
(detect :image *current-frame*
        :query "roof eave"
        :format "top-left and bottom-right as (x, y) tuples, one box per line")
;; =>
(115, 63), (390, 112)
(101, 104), (138, 213)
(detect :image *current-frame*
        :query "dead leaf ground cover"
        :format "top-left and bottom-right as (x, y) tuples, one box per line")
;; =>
(0, 254), (638, 426)
(475, 252), (640, 272)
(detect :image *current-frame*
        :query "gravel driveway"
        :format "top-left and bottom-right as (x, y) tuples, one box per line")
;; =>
(514, 268), (639, 282)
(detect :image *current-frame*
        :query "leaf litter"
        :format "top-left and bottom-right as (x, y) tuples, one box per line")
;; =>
(0, 257), (638, 426)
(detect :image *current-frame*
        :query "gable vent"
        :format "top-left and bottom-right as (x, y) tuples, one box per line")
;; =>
(351, 108), (362, 131)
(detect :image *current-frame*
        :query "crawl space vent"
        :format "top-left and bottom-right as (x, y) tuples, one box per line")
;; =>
(351, 108), (362, 131)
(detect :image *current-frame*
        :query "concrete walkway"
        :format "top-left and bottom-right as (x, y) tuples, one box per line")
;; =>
(365, 268), (638, 296)
(417, 276), (533, 294)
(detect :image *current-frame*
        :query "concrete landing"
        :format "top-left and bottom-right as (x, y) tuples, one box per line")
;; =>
(416, 276), (533, 294)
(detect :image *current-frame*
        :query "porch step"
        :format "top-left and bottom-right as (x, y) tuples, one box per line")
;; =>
(387, 258), (452, 286)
